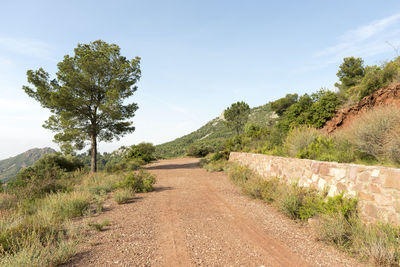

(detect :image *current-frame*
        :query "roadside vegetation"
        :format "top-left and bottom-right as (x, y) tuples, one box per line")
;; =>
(206, 162), (400, 266)
(0, 143), (156, 266)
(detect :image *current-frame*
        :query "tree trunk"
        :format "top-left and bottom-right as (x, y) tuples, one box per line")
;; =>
(91, 134), (97, 172)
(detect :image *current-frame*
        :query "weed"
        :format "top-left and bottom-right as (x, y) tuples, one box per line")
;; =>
(114, 189), (135, 204)
(88, 219), (110, 232)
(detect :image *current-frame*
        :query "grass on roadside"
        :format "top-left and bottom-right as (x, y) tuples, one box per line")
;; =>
(114, 189), (135, 204)
(0, 168), (156, 267)
(224, 162), (400, 266)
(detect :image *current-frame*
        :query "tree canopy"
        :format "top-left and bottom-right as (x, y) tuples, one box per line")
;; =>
(23, 40), (141, 172)
(270, 93), (298, 116)
(335, 57), (365, 95)
(224, 101), (250, 135)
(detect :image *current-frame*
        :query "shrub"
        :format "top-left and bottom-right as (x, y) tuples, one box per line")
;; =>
(116, 170), (156, 193)
(0, 239), (76, 267)
(225, 163), (254, 186)
(353, 223), (400, 266)
(284, 126), (321, 157)
(36, 191), (91, 222)
(186, 145), (212, 157)
(105, 158), (144, 173)
(270, 93), (298, 116)
(126, 143), (155, 163)
(297, 135), (358, 163)
(308, 90), (341, 128)
(114, 189), (135, 204)
(33, 153), (84, 173)
(6, 154), (83, 199)
(342, 105), (400, 162)
(7, 166), (66, 200)
(244, 123), (270, 139)
(316, 213), (355, 249)
(383, 127), (400, 164)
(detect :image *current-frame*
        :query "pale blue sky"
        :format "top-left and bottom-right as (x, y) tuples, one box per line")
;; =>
(1, 0), (400, 159)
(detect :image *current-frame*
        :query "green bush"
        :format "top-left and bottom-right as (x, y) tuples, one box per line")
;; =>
(270, 93), (298, 116)
(116, 170), (156, 193)
(297, 135), (357, 163)
(308, 91), (341, 128)
(225, 163), (254, 186)
(317, 213), (355, 249)
(105, 158), (143, 173)
(126, 143), (155, 163)
(186, 145), (212, 157)
(114, 189), (135, 204)
(6, 154), (83, 199)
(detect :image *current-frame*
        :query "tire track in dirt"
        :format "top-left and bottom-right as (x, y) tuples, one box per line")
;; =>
(154, 174), (191, 267)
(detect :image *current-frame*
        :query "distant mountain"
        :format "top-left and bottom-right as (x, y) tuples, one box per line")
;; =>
(155, 103), (275, 158)
(0, 147), (56, 182)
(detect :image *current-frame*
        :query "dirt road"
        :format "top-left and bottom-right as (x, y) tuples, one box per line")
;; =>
(66, 158), (364, 267)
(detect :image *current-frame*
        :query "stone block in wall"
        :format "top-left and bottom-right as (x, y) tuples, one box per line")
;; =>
(383, 169), (400, 190)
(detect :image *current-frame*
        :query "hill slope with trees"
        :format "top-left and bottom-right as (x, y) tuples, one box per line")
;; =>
(0, 147), (56, 182)
(155, 103), (275, 158)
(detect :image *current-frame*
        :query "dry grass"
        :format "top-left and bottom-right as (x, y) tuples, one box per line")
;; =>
(114, 189), (135, 204)
(340, 105), (400, 163)
(284, 126), (321, 157)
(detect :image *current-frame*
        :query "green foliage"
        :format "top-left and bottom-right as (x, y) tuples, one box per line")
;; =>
(278, 94), (313, 132)
(36, 191), (91, 222)
(126, 143), (155, 163)
(88, 219), (110, 232)
(199, 151), (229, 172)
(284, 126), (321, 157)
(335, 57), (365, 96)
(23, 40), (141, 172)
(0, 148), (56, 183)
(224, 101), (251, 135)
(338, 57), (400, 101)
(270, 93), (298, 116)
(186, 144), (212, 158)
(114, 189), (135, 204)
(116, 170), (156, 193)
(277, 90), (340, 132)
(308, 90), (341, 128)
(244, 123), (270, 138)
(105, 158), (143, 173)
(297, 135), (357, 163)
(225, 163), (357, 221)
(6, 154), (83, 199)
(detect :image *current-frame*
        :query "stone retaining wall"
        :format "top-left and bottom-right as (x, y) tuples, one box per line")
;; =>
(229, 152), (400, 225)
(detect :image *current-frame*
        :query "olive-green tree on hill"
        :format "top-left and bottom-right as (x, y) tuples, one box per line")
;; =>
(224, 101), (250, 135)
(23, 40), (141, 172)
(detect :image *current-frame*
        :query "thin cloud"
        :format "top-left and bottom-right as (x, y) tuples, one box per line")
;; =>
(314, 12), (400, 63)
(0, 37), (55, 61)
(0, 56), (14, 67)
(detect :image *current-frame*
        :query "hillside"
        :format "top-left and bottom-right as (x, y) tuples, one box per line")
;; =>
(155, 103), (275, 158)
(322, 82), (400, 134)
(0, 147), (56, 182)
